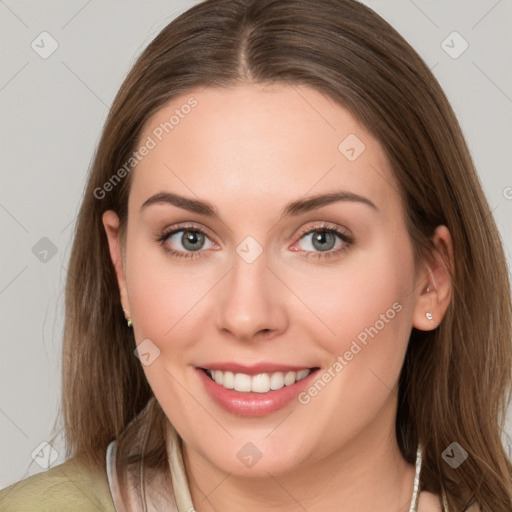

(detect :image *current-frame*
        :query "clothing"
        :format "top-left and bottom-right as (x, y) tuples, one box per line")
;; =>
(105, 419), (193, 511)
(0, 456), (115, 511)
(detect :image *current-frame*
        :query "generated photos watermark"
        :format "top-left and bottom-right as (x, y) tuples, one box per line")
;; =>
(298, 301), (403, 405)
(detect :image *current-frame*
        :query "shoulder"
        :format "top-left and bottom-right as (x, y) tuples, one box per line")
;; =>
(0, 457), (115, 511)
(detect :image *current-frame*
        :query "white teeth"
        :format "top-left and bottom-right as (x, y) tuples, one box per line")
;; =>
(234, 373), (252, 392)
(206, 368), (312, 393)
(222, 371), (234, 389)
(212, 370), (223, 385)
(270, 372), (284, 390)
(251, 373), (270, 393)
(284, 371), (296, 386)
(296, 369), (310, 381)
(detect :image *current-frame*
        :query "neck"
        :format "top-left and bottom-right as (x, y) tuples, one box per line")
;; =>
(182, 401), (416, 512)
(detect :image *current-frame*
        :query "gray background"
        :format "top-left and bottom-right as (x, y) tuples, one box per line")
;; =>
(1, 0), (511, 487)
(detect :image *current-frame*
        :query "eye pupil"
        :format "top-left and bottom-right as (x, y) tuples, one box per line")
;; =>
(182, 230), (204, 251)
(312, 231), (336, 251)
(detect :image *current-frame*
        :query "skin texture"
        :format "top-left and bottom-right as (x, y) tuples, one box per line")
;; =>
(103, 83), (453, 511)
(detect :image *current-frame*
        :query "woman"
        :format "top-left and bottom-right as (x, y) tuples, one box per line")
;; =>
(1, 0), (511, 510)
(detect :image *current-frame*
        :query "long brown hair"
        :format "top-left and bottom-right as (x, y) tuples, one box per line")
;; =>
(60, 0), (512, 509)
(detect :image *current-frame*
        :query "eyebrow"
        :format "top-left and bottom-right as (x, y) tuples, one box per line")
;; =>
(140, 190), (378, 219)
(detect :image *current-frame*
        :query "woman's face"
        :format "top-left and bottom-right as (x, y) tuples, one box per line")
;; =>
(104, 83), (436, 477)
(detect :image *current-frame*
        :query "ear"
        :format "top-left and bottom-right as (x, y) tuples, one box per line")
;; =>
(102, 210), (130, 318)
(412, 225), (454, 331)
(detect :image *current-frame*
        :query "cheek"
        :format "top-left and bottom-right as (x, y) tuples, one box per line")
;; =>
(299, 238), (416, 415)
(124, 234), (209, 345)
(297, 238), (415, 357)
(291, 274), (414, 455)
(123, 242), (209, 418)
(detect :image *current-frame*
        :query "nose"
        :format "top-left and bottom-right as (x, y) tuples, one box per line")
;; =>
(215, 248), (289, 343)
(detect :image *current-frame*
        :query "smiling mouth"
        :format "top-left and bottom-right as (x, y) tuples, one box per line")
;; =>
(200, 368), (319, 393)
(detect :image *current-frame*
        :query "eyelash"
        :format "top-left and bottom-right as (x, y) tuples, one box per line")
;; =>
(156, 222), (353, 261)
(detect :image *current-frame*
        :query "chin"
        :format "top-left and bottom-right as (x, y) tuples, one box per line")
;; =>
(194, 434), (312, 479)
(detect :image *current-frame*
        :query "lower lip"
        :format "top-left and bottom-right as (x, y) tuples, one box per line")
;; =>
(196, 368), (318, 417)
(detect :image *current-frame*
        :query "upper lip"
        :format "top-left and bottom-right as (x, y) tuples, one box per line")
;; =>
(198, 362), (317, 375)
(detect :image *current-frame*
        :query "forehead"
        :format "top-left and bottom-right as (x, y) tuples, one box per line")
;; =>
(129, 84), (401, 221)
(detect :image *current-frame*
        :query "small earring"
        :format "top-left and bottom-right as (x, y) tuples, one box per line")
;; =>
(123, 309), (133, 328)
(426, 312), (433, 322)
(426, 286), (431, 293)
